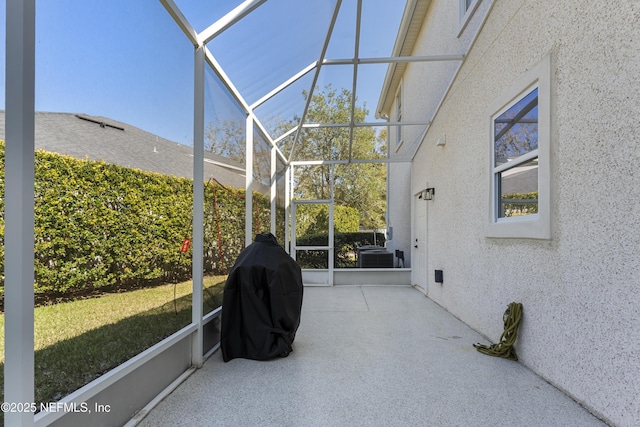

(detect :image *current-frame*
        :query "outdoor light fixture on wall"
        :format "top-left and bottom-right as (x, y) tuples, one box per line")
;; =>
(418, 187), (435, 201)
(424, 187), (435, 200)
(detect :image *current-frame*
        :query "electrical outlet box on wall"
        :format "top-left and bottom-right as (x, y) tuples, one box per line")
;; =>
(435, 269), (443, 283)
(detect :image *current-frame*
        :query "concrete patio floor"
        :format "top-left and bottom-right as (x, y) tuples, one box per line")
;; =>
(135, 286), (606, 426)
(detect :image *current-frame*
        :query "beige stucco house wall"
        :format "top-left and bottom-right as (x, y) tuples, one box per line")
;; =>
(379, 1), (639, 425)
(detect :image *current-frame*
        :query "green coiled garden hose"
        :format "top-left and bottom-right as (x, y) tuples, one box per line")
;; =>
(473, 302), (523, 361)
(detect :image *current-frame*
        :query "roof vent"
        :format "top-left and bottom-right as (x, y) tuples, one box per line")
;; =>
(75, 115), (124, 131)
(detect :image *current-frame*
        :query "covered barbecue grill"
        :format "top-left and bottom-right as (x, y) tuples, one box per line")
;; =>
(221, 233), (303, 362)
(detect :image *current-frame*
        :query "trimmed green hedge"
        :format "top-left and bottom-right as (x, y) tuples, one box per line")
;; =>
(501, 191), (539, 217)
(295, 203), (359, 235)
(0, 142), (370, 301)
(296, 231), (386, 268)
(0, 142), (269, 299)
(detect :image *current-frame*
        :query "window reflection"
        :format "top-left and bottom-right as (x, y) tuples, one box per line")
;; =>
(498, 157), (539, 218)
(494, 88), (538, 167)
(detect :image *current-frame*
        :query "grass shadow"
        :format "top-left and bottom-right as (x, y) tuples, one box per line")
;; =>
(0, 280), (225, 421)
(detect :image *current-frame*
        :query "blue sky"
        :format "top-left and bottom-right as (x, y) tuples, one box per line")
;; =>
(1, 0), (403, 146)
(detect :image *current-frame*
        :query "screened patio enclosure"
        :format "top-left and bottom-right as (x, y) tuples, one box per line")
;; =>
(160, 0), (456, 285)
(3, 1), (466, 425)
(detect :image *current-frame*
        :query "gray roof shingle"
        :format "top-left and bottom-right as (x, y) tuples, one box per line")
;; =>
(0, 111), (265, 193)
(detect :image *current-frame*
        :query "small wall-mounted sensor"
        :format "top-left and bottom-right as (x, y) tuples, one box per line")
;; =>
(436, 134), (446, 146)
(435, 270), (444, 283)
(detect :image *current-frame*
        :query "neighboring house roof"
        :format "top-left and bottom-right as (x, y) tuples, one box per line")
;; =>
(501, 166), (538, 195)
(0, 110), (261, 192)
(376, 0), (432, 118)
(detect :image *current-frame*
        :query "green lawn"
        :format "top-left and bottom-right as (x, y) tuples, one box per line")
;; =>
(0, 275), (226, 408)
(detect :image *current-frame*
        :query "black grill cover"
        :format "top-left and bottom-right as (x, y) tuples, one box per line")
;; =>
(221, 233), (303, 362)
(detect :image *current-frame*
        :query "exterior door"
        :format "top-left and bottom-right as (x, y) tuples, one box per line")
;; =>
(413, 193), (427, 293)
(291, 200), (334, 286)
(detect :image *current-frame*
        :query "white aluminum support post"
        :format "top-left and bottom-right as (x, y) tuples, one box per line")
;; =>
(5, 0), (36, 426)
(191, 45), (205, 368)
(328, 165), (335, 285)
(245, 115), (254, 247)
(284, 165), (292, 254)
(270, 146), (277, 236)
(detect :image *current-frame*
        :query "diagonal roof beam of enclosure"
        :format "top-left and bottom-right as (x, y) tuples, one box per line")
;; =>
(161, 0), (287, 163)
(203, 48), (287, 164)
(199, 0), (268, 46)
(159, 0), (199, 46)
(288, 0), (344, 163)
(161, 0), (463, 166)
(250, 62), (318, 111)
(198, 0), (290, 163)
(346, 0), (363, 163)
(273, 125), (299, 147)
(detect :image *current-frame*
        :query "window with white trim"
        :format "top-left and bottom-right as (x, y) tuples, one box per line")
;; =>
(493, 87), (539, 218)
(459, 0), (480, 36)
(486, 55), (551, 239)
(395, 84), (403, 151)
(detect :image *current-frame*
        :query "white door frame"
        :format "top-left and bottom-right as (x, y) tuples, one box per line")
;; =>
(412, 191), (428, 293)
(288, 163), (335, 286)
(291, 199), (334, 285)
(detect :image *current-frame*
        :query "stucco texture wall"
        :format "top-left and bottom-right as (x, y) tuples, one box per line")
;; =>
(385, 161), (412, 267)
(408, 1), (639, 425)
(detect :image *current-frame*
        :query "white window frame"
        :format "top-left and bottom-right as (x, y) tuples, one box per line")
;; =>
(395, 82), (403, 152)
(485, 55), (551, 239)
(458, 0), (481, 37)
